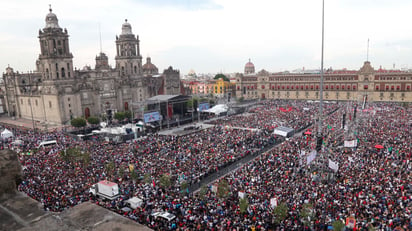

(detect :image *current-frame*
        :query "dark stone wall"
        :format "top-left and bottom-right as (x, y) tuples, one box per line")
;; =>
(0, 150), (22, 196)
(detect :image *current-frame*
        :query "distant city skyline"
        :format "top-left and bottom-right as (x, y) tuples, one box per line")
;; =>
(2, 0), (412, 75)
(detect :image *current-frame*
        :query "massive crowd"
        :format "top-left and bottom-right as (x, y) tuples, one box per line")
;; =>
(3, 100), (410, 230)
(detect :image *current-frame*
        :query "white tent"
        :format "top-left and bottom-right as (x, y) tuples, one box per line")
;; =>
(273, 126), (294, 137)
(1, 129), (13, 139)
(203, 104), (228, 115)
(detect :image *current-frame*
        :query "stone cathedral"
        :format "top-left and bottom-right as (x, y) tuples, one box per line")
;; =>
(0, 7), (182, 125)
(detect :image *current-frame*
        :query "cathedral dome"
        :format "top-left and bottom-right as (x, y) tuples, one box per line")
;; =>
(244, 59), (255, 74)
(45, 6), (60, 29)
(121, 19), (133, 35)
(142, 57), (158, 75)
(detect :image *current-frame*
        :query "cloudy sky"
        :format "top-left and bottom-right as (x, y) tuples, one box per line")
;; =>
(1, 0), (412, 75)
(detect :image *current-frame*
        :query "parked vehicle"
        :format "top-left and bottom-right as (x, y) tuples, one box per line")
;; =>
(89, 180), (119, 200)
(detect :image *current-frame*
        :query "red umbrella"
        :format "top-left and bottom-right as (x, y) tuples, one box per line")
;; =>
(304, 131), (312, 135)
(375, 144), (384, 149)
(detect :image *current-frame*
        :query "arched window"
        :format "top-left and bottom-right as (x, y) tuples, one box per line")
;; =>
(134, 66), (137, 73)
(46, 68), (49, 79)
(55, 63), (59, 78)
(61, 67), (65, 77)
(124, 102), (129, 111)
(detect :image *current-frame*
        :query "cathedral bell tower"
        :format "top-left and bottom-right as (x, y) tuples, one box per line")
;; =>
(115, 19), (142, 77)
(36, 6), (74, 81)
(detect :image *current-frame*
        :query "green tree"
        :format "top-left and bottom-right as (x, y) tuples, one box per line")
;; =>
(198, 184), (209, 200)
(332, 220), (345, 231)
(273, 202), (288, 224)
(87, 116), (100, 125)
(300, 203), (314, 227)
(214, 73), (230, 82)
(144, 173), (152, 184)
(180, 181), (189, 194)
(71, 117), (87, 128)
(130, 170), (139, 183)
(159, 174), (171, 188)
(239, 197), (249, 214)
(105, 161), (115, 177)
(114, 111), (125, 121)
(118, 166), (125, 177)
(124, 110), (132, 120)
(81, 151), (91, 166)
(217, 179), (230, 199)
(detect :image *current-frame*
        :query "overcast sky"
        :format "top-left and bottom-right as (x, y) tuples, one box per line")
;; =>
(1, 0), (412, 75)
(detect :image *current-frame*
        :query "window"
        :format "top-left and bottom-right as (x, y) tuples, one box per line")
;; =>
(67, 63), (71, 77)
(353, 85), (356, 90)
(35, 100), (38, 106)
(391, 86), (394, 90)
(364, 85), (368, 89)
(396, 86), (400, 91)
(21, 99), (23, 105)
(68, 98), (70, 102)
(386, 86), (389, 90)
(49, 101), (52, 108)
(376, 86), (379, 90)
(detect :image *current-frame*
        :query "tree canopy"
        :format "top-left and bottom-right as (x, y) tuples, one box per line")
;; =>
(214, 74), (230, 82)
(87, 116), (100, 125)
(71, 117), (87, 128)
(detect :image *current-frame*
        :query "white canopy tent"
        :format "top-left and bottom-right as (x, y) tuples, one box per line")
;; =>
(1, 129), (13, 139)
(273, 126), (294, 137)
(203, 104), (228, 115)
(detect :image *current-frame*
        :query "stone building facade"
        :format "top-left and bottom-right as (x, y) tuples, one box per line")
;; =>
(0, 7), (182, 125)
(236, 60), (412, 103)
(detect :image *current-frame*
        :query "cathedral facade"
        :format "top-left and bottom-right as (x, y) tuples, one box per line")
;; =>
(1, 7), (182, 125)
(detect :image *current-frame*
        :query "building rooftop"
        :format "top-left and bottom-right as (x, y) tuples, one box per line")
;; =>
(0, 192), (151, 231)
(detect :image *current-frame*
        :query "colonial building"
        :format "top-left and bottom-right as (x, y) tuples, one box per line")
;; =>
(1, 7), (182, 125)
(236, 60), (412, 102)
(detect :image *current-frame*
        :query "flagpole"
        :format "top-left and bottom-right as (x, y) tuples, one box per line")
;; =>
(317, 0), (326, 173)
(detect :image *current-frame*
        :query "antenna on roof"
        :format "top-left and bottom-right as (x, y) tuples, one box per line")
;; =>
(366, 38), (369, 61)
(99, 22), (103, 54)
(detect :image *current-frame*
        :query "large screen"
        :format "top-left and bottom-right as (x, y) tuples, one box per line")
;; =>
(144, 111), (160, 123)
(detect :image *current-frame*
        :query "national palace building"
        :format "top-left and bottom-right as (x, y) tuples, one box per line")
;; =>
(0, 7), (182, 125)
(235, 60), (412, 102)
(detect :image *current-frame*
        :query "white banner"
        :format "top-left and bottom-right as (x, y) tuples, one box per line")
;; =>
(344, 140), (357, 148)
(328, 159), (339, 172)
(238, 191), (246, 199)
(306, 150), (317, 165)
(270, 197), (278, 208)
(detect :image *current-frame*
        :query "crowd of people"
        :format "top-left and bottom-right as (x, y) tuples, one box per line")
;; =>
(3, 100), (411, 230)
(210, 100), (339, 132)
